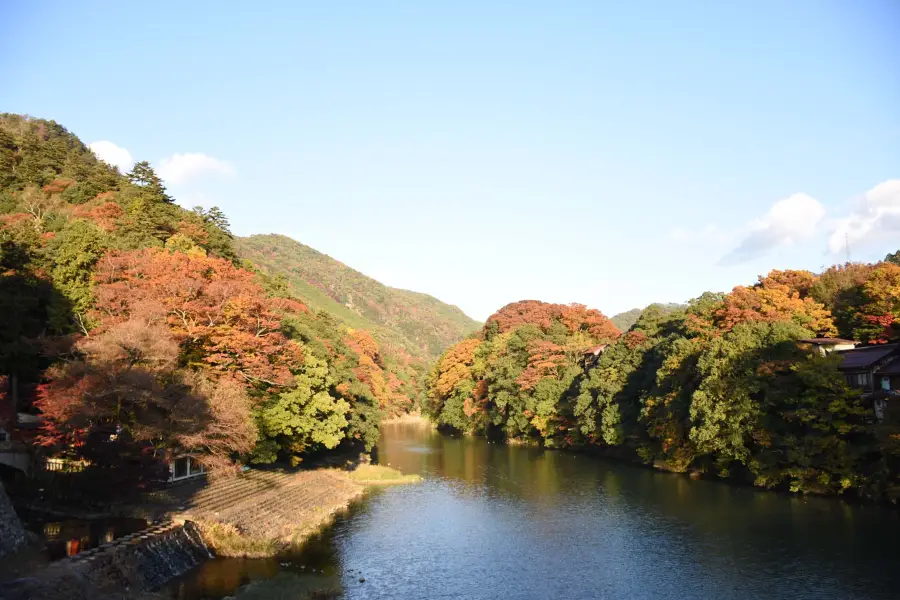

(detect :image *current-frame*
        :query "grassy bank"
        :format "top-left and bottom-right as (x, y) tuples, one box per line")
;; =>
(195, 522), (279, 558)
(346, 464), (422, 485)
(380, 411), (435, 427)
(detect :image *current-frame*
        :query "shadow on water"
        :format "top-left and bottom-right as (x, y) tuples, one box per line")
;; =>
(169, 422), (900, 600)
(16, 509), (148, 560)
(166, 512), (349, 600)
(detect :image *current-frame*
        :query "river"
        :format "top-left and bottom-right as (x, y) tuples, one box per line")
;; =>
(169, 422), (900, 600)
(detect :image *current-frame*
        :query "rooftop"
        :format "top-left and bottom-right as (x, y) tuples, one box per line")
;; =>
(838, 343), (900, 370)
(880, 356), (900, 376)
(798, 338), (858, 345)
(583, 344), (608, 356)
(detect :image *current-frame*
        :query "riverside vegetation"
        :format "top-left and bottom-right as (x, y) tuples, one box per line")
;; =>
(426, 270), (900, 502)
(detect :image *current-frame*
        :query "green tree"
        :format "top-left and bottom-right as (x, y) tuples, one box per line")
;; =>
(164, 233), (204, 255)
(127, 161), (172, 203)
(0, 128), (17, 189)
(689, 320), (813, 473)
(192, 205), (237, 261)
(0, 233), (70, 410)
(750, 353), (870, 494)
(45, 219), (108, 330)
(114, 187), (175, 247)
(251, 354), (350, 465)
(193, 205), (231, 234)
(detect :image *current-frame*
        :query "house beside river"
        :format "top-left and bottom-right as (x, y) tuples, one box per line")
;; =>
(835, 342), (900, 422)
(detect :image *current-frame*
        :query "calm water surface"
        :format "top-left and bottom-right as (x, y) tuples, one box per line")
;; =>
(171, 423), (900, 600)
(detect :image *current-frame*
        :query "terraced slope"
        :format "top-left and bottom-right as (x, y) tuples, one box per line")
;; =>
(176, 469), (364, 543)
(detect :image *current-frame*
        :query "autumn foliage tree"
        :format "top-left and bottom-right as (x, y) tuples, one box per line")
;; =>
(856, 263), (900, 343)
(345, 329), (390, 408)
(484, 300), (619, 341)
(715, 270), (837, 336)
(35, 316), (257, 477)
(810, 262), (900, 343)
(428, 301), (620, 442)
(427, 338), (482, 431)
(91, 248), (306, 387)
(0, 114), (422, 491)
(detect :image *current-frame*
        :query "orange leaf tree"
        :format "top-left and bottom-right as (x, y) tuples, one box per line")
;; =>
(715, 269), (836, 336)
(92, 248), (306, 387)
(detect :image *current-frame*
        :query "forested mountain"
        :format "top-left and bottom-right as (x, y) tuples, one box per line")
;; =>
(0, 113), (431, 488)
(235, 234), (479, 362)
(428, 267), (900, 502)
(611, 303), (686, 332)
(610, 309), (643, 332)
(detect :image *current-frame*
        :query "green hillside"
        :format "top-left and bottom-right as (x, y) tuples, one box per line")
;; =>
(611, 303), (687, 332)
(235, 234), (480, 361)
(610, 308), (643, 332)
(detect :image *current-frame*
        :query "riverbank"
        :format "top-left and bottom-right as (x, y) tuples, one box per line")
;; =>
(346, 464), (422, 485)
(0, 462), (419, 600)
(379, 411), (435, 427)
(180, 466), (418, 558)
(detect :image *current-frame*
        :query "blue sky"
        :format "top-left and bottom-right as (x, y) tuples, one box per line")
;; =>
(2, 1), (899, 321)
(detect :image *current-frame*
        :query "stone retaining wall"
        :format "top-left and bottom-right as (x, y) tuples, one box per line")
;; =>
(0, 520), (211, 600)
(0, 482), (26, 559)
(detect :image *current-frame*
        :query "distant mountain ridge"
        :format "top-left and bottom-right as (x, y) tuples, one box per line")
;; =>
(236, 234), (480, 361)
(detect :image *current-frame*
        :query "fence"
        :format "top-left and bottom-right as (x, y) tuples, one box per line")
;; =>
(43, 458), (91, 473)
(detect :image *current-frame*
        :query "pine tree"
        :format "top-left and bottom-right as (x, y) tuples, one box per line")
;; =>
(127, 160), (172, 203)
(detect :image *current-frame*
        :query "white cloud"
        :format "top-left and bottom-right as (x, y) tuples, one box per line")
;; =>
(827, 179), (900, 255)
(720, 193), (825, 265)
(88, 140), (133, 172)
(157, 152), (235, 185)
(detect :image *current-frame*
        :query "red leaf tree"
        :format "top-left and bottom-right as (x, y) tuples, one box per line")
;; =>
(92, 248), (306, 387)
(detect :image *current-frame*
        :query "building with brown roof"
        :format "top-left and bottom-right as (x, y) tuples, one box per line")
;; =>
(582, 344), (608, 369)
(837, 343), (900, 422)
(797, 337), (859, 356)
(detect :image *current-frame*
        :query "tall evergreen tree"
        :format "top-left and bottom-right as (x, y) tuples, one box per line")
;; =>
(127, 160), (172, 203)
